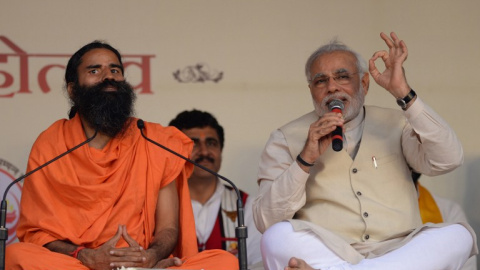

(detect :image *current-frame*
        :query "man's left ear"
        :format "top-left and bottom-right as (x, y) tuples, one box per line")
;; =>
(362, 72), (369, 95)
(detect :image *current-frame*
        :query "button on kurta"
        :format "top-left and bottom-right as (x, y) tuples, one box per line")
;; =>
(363, 212), (369, 218)
(356, 191), (362, 196)
(352, 168), (358, 173)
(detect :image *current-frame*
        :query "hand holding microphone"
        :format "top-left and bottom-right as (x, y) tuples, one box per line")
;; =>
(298, 100), (345, 171)
(328, 99), (344, 152)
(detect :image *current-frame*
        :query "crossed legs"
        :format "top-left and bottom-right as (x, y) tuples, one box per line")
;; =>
(261, 221), (474, 270)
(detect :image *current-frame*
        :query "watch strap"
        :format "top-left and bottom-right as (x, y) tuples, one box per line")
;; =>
(296, 154), (315, 167)
(397, 89), (416, 110)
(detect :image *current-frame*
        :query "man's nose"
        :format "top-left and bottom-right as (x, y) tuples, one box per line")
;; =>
(197, 142), (209, 155)
(102, 70), (116, 81)
(326, 77), (340, 93)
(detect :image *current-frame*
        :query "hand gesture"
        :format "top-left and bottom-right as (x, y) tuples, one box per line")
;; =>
(79, 225), (125, 270)
(80, 225), (147, 270)
(369, 32), (411, 98)
(110, 225), (154, 269)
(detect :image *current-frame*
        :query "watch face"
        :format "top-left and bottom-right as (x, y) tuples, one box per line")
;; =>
(397, 98), (407, 108)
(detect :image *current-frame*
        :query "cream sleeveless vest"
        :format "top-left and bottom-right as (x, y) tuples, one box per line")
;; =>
(280, 106), (422, 243)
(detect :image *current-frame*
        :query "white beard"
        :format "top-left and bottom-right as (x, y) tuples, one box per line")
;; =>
(313, 84), (365, 123)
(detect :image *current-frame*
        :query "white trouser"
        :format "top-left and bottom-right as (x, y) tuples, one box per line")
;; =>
(261, 221), (473, 270)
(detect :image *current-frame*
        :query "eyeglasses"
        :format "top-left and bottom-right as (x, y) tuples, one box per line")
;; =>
(309, 72), (359, 89)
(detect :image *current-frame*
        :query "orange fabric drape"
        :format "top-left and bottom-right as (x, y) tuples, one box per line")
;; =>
(417, 183), (443, 224)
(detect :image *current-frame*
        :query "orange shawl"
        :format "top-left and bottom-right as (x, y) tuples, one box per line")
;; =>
(17, 115), (197, 258)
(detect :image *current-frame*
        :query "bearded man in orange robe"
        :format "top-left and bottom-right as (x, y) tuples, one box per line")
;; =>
(6, 41), (238, 270)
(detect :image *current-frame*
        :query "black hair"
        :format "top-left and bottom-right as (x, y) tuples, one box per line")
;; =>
(412, 171), (421, 186)
(65, 40), (124, 84)
(169, 109), (225, 149)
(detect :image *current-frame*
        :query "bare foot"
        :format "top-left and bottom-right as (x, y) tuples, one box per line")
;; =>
(285, 257), (316, 270)
(154, 257), (183, 268)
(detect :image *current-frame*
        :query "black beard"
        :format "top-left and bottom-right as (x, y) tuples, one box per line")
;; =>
(70, 80), (136, 138)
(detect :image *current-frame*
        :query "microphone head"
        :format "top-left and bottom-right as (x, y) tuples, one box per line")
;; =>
(137, 119), (145, 130)
(328, 99), (344, 111)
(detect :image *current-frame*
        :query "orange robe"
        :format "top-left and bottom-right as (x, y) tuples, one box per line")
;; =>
(6, 115), (238, 270)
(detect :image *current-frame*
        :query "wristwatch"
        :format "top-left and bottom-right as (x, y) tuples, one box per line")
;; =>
(396, 89), (416, 110)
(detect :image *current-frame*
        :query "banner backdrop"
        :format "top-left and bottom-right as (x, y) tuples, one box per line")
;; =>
(1, 0), (479, 258)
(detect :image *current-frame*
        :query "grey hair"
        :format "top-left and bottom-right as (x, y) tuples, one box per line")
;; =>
(305, 38), (368, 82)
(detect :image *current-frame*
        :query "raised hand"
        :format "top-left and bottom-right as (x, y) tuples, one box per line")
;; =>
(369, 32), (411, 98)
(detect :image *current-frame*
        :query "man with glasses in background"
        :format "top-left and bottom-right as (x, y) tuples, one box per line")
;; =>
(169, 109), (262, 267)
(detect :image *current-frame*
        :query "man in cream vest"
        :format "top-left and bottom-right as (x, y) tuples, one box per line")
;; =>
(253, 32), (477, 270)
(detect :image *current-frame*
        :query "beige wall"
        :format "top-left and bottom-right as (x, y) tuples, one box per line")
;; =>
(1, 0), (479, 259)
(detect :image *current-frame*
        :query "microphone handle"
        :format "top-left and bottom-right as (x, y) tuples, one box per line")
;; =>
(0, 129), (97, 270)
(332, 126), (343, 152)
(331, 107), (343, 152)
(138, 122), (248, 270)
(236, 203), (248, 270)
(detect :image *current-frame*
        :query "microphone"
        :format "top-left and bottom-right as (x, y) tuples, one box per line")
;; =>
(0, 126), (98, 270)
(328, 99), (344, 152)
(136, 119), (248, 270)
